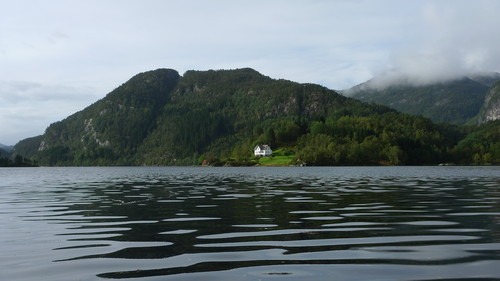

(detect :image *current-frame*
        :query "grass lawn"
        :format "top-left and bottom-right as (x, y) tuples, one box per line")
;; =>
(257, 148), (295, 166)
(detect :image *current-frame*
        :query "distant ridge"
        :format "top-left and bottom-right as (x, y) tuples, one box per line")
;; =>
(346, 72), (500, 125)
(0, 143), (13, 151)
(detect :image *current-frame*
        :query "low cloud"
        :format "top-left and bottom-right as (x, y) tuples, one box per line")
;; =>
(1, 1), (500, 142)
(0, 81), (100, 145)
(0, 81), (95, 103)
(363, 0), (500, 90)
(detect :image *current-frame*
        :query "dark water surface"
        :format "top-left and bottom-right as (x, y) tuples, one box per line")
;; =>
(1, 166), (499, 280)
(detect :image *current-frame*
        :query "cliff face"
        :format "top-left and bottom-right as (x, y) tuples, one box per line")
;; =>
(477, 81), (500, 124)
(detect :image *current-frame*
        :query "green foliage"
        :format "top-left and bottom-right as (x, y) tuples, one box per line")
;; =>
(450, 120), (500, 164)
(351, 77), (490, 125)
(294, 113), (449, 166)
(31, 69), (180, 166)
(0, 153), (37, 167)
(136, 68), (383, 165)
(255, 148), (295, 166)
(11, 135), (42, 159)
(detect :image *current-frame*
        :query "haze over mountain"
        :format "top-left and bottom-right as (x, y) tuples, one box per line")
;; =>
(345, 72), (500, 125)
(0, 148), (9, 158)
(0, 143), (14, 163)
(0, 143), (13, 151)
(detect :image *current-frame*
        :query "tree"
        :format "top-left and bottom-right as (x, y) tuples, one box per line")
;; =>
(265, 128), (276, 148)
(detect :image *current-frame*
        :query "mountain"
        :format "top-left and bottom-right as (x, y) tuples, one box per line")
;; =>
(12, 136), (43, 160)
(0, 143), (13, 151)
(13, 68), (500, 166)
(32, 69), (180, 165)
(476, 80), (500, 124)
(1, 141), (38, 167)
(346, 73), (500, 125)
(0, 148), (9, 158)
(135, 68), (395, 165)
(0, 143), (12, 159)
(20, 68), (388, 165)
(469, 72), (500, 87)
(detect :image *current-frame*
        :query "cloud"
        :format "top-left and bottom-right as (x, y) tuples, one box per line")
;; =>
(1, 0), (499, 143)
(0, 80), (98, 104)
(0, 1), (422, 90)
(365, 0), (500, 89)
(0, 81), (100, 145)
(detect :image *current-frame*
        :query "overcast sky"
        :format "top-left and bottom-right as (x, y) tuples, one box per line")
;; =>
(1, 0), (499, 145)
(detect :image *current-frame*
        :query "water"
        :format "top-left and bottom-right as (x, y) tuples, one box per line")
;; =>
(0, 166), (499, 281)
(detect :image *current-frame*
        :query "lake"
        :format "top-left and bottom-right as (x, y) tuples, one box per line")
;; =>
(0, 166), (499, 281)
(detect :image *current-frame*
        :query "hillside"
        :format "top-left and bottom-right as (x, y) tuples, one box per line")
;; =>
(450, 120), (500, 165)
(476, 80), (500, 124)
(136, 68), (392, 165)
(346, 73), (500, 125)
(1, 141), (38, 167)
(12, 136), (43, 160)
(14, 68), (500, 166)
(30, 69), (180, 165)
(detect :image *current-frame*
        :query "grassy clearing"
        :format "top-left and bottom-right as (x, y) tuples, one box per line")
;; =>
(257, 148), (295, 166)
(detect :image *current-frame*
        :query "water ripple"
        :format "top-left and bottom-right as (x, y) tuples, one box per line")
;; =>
(1, 166), (499, 280)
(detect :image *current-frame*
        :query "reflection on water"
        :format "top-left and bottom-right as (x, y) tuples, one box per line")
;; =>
(0, 166), (499, 280)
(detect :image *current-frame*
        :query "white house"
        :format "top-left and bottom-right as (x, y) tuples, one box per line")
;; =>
(254, 145), (272, 157)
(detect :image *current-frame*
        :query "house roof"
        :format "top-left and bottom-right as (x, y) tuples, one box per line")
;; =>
(255, 144), (271, 150)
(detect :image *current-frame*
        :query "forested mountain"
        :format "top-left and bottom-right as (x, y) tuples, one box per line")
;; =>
(136, 68), (395, 165)
(12, 136), (43, 160)
(28, 69), (180, 165)
(476, 80), (500, 124)
(346, 73), (500, 125)
(13, 68), (500, 166)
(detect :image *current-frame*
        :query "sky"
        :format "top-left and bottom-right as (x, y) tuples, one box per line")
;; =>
(1, 0), (500, 145)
